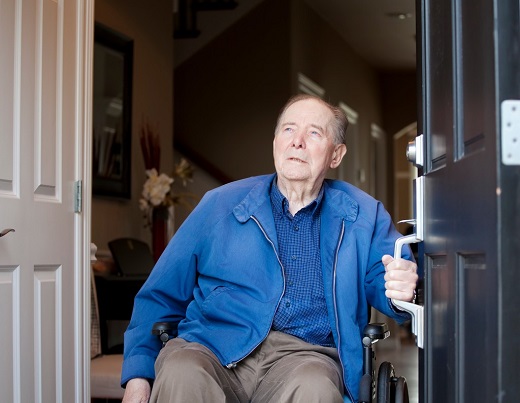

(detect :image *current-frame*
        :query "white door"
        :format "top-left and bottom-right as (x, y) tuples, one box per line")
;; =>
(0, 0), (92, 402)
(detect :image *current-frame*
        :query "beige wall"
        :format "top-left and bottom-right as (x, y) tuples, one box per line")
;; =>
(91, 0), (174, 254)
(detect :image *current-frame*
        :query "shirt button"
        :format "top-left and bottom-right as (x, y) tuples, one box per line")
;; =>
(287, 281), (294, 286)
(285, 302), (291, 308)
(294, 226), (299, 231)
(291, 255), (297, 260)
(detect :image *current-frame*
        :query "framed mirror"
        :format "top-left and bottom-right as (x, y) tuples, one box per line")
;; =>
(92, 23), (133, 199)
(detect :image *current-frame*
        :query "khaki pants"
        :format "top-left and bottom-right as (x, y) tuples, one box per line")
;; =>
(151, 331), (344, 403)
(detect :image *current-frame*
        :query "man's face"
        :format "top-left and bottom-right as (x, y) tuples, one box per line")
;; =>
(273, 99), (345, 187)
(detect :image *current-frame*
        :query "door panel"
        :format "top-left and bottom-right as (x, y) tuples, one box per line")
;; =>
(456, 0), (494, 160)
(0, 0), (88, 402)
(0, 267), (19, 401)
(420, 0), (518, 401)
(37, 0), (59, 194)
(427, 254), (452, 403)
(426, 0), (452, 169)
(0, 0), (19, 194)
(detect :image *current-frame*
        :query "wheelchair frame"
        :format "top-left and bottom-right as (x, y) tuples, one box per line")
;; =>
(152, 321), (409, 403)
(358, 323), (409, 403)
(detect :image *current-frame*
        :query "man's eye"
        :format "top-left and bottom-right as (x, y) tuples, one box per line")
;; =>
(284, 127), (294, 132)
(310, 130), (321, 136)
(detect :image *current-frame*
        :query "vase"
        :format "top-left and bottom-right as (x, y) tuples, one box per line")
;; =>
(152, 206), (169, 262)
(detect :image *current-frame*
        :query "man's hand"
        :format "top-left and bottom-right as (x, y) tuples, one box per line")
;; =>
(382, 255), (418, 302)
(122, 378), (151, 403)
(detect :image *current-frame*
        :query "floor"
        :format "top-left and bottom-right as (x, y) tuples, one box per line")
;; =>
(376, 329), (419, 403)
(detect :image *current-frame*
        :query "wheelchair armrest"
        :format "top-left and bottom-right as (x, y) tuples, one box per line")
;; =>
(151, 321), (177, 346)
(362, 323), (390, 346)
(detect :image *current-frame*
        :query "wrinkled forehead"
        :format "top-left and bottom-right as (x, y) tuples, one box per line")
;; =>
(280, 99), (334, 128)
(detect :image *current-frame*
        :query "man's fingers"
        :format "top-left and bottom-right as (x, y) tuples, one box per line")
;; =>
(384, 257), (418, 302)
(385, 279), (416, 292)
(382, 254), (393, 268)
(385, 277), (416, 301)
(385, 288), (415, 302)
(384, 267), (418, 282)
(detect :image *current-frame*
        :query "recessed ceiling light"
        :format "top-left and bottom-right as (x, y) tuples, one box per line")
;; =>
(386, 12), (413, 20)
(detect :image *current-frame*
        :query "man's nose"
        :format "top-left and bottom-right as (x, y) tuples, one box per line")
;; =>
(291, 130), (305, 148)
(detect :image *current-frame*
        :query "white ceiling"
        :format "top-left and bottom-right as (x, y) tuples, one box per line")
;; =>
(305, 0), (417, 70)
(174, 0), (417, 71)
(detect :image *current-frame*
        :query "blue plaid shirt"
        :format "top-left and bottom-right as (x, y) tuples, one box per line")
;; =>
(270, 181), (335, 347)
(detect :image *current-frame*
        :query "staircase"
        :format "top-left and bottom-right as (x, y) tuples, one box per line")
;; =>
(174, 0), (239, 38)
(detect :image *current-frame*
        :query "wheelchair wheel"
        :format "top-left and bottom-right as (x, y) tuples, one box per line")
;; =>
(394, 376), (409, 403)
(377, 361), (395, 403)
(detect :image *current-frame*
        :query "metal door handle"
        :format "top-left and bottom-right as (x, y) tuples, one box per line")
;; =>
(391, 236), (424, 349)
(0, 228), (15, 238)
(391, 173), (425, 349)
(406, 134), (424, 168)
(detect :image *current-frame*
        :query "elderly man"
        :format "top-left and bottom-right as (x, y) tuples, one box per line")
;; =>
(121, 94), (417, 403)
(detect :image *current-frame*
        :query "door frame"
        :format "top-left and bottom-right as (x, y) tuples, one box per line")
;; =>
(76, 0), (95, 400)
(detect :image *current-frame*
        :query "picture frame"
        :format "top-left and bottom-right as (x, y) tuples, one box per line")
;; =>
(92, 23), (133, 199)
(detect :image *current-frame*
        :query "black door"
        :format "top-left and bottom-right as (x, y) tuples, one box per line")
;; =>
(418, 0), (520, 401)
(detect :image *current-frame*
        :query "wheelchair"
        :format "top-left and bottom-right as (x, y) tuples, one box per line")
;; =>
(359, 323), (409, 403)
(152, 321), (409, 403)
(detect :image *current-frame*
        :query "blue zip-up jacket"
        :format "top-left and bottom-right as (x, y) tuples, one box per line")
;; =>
(121, 174), (412, 401)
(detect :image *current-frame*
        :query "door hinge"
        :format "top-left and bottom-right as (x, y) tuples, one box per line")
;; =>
(501, 100), (520, 165)
(74, 180), (82, 213)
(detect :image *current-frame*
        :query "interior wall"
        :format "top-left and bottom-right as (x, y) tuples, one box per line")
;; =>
(380, 71), (417, 138)
(290, 0), (384, 195)
(90, 0), (417, 247)
(174, 0), (399, 196)
(91, 0), (174, 254)
(380, 71), (417, 214)
(174, 0), (292, 181)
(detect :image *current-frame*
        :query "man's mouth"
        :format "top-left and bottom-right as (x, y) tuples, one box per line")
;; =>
(288, 157), (306, 163)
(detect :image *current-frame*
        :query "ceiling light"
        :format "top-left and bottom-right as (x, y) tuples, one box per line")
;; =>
(386, 12), (413, 20)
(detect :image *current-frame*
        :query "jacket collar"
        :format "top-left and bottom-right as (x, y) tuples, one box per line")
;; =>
(232, 174), (359, 224)
(232, 174), (276, 223)
(321, 180), (359, 223)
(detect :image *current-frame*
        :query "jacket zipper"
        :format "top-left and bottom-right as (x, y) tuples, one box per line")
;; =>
(332, 220), (355, 402)
(226, 215), (286, 368)
(228, 216), (356, 402)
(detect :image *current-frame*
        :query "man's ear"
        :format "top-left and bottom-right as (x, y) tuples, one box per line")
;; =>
(330, 144), (347, 169)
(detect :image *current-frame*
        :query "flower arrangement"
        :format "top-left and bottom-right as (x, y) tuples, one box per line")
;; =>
(138, 121), (196, 229)
(139, 168), (174, 213)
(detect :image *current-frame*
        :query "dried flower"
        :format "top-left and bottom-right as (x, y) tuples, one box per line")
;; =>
(138, 119), (198, 229)
(173, 158), (195, 186)
(140, 121), (161, 171)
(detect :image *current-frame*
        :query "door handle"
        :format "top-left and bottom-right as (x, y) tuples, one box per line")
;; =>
(406, 134), (424, 168)
(391, 158), (425, 348)
(391, 236), (424, 349)
(0, 228), (15, 238)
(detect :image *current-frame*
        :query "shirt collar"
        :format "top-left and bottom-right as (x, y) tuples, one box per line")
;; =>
(270, 177), (324, 217)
